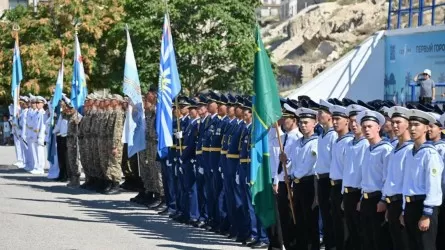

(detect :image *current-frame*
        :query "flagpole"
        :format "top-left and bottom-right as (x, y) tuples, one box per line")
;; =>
(275, 122), (296, 224)
(13, 24), (20, 118)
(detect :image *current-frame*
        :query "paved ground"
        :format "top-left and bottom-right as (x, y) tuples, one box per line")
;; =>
(0, 146), (246, 250)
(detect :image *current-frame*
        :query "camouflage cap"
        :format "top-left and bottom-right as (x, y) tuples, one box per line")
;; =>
(112, 94), (124, 102)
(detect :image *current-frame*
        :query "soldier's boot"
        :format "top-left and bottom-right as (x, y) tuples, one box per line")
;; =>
(130, 189), (146, 203)
(147, 193), (163, 209)
(100, 180), (113, 194)
(140, 192), (155, 206)
(104, 182), (121, 195)
(95, 178), (108, 193)
(79, 176), (91, 189)
(85, 177), (97, 191)
(66, 176), (80, 188)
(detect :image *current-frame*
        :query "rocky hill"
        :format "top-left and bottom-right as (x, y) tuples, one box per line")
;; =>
(266, 0), (445, 91)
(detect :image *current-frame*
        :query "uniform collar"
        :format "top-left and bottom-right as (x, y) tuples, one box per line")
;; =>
(246, 122), (252, 128)
(181, 115), (189, 121)
(211, 113), (218, 119)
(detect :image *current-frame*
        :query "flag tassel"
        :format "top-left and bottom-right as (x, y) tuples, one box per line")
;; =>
(275, 121), (296, 225)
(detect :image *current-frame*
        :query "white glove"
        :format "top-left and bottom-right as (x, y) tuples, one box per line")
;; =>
(218, 167), (221, 173)
(221, 173), (224, 179)
(166, 160), (171, 167)
(179, 158), (183, 165)
(198, 167), (204, 175)
(174, 132), (182, 139)
(174, 166), (178, 176)
(179, 167), (183, 174)
(235, 174), (240, 185)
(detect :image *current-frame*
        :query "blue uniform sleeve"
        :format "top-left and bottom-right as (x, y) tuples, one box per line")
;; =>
(423, 149), (444, 216)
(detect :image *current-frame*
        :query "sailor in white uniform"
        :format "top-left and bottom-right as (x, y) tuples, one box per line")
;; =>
(381, 106), (413, 250)
(342, 104), (369, 250)
(328, 104), (353, 250)
(357, 110), (393, 250)
(314, 99), (337, 250)
(281, 107), (319, 249)
(402, 109), (443, 250)
(273, 102), (302, 249)
(24, 95), (37, 171)
(29, 96), (47, 175)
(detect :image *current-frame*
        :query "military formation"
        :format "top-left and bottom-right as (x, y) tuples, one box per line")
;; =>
(7, 88), (445, 250)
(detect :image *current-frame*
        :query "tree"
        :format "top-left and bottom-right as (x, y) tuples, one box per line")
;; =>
(0, 0), (124, 98)
(109, 0), (260, 95)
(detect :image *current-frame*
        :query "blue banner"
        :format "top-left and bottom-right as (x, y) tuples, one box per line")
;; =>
(156, 14), (182, 159)
(122, 27), (146, 157)
(385, 30), (445, 103)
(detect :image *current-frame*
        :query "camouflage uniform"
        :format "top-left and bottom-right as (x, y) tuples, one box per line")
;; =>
(98, 109), (110, 179)
(103, 108), (115, 179)
(78, 110), (90, 178)
(91, 109), (104, 178)
(106, 108), (124, 182)
(141, 108), (163, 195)
(66, 112), (82, 184)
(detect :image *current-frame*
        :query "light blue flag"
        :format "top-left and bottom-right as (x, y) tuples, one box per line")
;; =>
(122, 26), (146, 157)
(11, 39), (23, 118)
(156, 14), (182, 159)
(51, 62), (64, 123)
(71, 34), (88, 114)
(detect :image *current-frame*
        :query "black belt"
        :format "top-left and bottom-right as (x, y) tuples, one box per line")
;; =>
(316, 173), (329, 179)
(385, 194), (403, 204)
(293, 175), (314, 184)
(363, 191), (382, 199)
(330, 179), (342, 186)
(405, 194), (426, 203)
(344, 187), (361, 193)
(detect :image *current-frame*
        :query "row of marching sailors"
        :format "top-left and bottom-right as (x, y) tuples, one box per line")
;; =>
(10, 94), (49, 175)
(151, 92), (270, 249)
(270, 96), (445, 250)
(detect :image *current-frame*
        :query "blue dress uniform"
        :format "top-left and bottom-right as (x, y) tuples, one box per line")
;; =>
(241, 120), (270, 246)
(356, 110), (393, 250)
(289, 107), (320, 250)
(180, 116), (201, 223)
(227, 117), (246, 238)
(202, 111), (220, 228)
(196, 111), (211, 224)
(381, 106), (412, 250)
(342, 104), (369, 250)
(209, 112), (229, 230)
(403, 109), (443, 250)
(220, 116), (238, 235)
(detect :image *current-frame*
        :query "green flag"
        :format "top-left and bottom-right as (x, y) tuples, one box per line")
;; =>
(250, 24), (283, 228)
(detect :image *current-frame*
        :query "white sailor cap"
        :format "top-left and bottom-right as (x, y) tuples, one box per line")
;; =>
(294, 107), (317, 119)
(35, 96), (47, 104)
(346, 104), (368, 117)
(329, 105), (348, 118)
(319, 99), (333, 113)
(408, 109), (436, 125)
(356, 110), (386, 127)
(19, 96), (29, 102)
(428, 112), (442, 126)
(28, 93), (36, 102)
(387, 106), (410, 120)
(283, 103), (297, 115)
